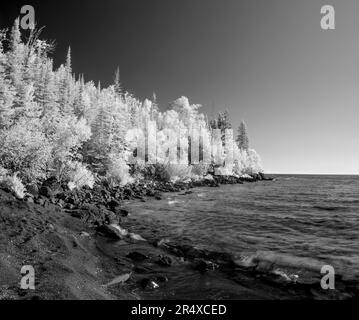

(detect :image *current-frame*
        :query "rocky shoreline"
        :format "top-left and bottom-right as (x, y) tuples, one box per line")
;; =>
(1, 173), (357, 300)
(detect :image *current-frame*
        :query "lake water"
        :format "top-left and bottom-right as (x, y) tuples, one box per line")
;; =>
(122, 175), (359, 299)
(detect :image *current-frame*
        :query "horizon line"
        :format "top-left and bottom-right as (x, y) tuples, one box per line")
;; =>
(266, 172), (359, 176)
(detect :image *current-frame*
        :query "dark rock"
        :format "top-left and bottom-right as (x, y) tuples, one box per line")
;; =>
(154, 192), (162, 200)
(127, 251), (149, 262)
(39, 186), (54, 198)
(156, 255), (172, 267)
(107, 199), (120, 210)
(156, 276), (169, 283)
(114, 207), (129, 217)
(72, 203), (120, 225)
(96, 224), (125, 239)
(57, 199), (65, 208)
(39, 177), (61, 197)
(25, 196), (34, 203)
(146, 190), (155, 197)
(193, 259), (219, 272)
(34, 196), (48, 207)
(27, 184), (39, 198)
(139, 278), (160, 290)
(155, 238), (170, 248)
(133, 266), (152, 274)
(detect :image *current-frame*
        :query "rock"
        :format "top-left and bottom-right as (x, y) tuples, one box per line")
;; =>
(72, 204), (120, 226)
(115, 207), (129, 217)
(128, 233), (146, 241)
(39, 177), (61, 197)
(155, 238), (170, 248)
(96, 224), (126, 239)
(193, 259), (219, 272)
(27, 184), (39, 198)
(34, 196), (48, 207)
(80, 231), (90, 237)
(139, 278), (160, 290)
(39, 186), (54, 198)
(156, 276), (169, 283)
(127, 251), (149, 262)
(146, 190), (155, 197)
(133, 266), (153, 274)
(57, 199), (65, 208)
(104, 273), (132, 287)
(156, 255), (172, 267)
(154, 192), (162, 200)
(107, 199), (120, 210)
(25, 196), (34, 203)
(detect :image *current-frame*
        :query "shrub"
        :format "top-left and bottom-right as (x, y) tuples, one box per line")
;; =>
(0, 173), (26, 199)
(191, 161), (210, 177)
(107, 155), (134, 186)
(165, 163), (192, 181)
(0, 165), (8, 180)
(67, 162), (95, 190)
(153, 163), (171, 182)
(0, 118), (52, 183)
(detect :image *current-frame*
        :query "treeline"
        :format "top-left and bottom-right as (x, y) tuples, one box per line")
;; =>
(0, 19), (262, 198)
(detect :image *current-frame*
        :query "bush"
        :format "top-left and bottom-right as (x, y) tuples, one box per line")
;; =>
(0, 165), (8, 180)
(165, 163), (192, 181)
(0, 119), (52, 183)
(67, 162), (95, 190)
(107, 155), (134, 186)
(0, 173), (26, 199)
(191, 161), (210, 177)
(153, 163), (171, 182)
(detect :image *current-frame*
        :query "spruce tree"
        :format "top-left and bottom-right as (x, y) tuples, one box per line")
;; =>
(0, 30), (15, 129)
(114, 67), (122, 97)
(236, 120), (249, 150)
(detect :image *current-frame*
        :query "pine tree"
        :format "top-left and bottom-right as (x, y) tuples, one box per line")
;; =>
(0, 30), (15, 129)
(114, 67), (122, 97)
(236, 120), (249, 150)
(8, 18), (23, 89)
(58, 47), (75, 115)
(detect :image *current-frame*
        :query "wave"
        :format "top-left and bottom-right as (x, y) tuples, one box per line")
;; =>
(234, 251), (325, 276)
(168, 199), (184, 205)
(233, 250), (342, 287)
(313, 205), (347, 211)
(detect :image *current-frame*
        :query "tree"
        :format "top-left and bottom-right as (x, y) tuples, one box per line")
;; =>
(58, 47), (76, 116)
(236, 120), (249, 151)
(0, 30), (15, 129)
(113, 67), (122, 97)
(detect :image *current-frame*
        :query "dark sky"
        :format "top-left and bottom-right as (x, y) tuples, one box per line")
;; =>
(1, 0), (359, 174)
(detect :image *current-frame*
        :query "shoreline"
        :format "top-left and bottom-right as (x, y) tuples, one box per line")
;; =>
(0, 174), (357, 300)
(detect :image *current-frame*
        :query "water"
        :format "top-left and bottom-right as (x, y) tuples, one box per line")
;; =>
(122, 175), (359, 298)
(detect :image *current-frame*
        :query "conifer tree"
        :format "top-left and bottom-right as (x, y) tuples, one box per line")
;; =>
(114, 67), (122, 97)
(0, 30), (15, 129)
(236, 120), (249, 150)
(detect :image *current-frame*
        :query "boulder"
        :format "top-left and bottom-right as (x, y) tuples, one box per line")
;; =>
(139, 278), (160, 290)
(193, 259), (219, 272)
(127, 251), (149, 262)
(96, 224), (126, 239)
(156, 255), (172, 267)
(71, 203), (120, 225)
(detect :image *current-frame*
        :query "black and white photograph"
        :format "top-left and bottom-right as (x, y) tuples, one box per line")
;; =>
(0, 0), (358, 312)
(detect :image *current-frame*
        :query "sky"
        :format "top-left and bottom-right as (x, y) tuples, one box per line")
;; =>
(1, 0), (359, 174)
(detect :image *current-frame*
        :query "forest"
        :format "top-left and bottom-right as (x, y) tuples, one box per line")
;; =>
(0, 19), (263, 199)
